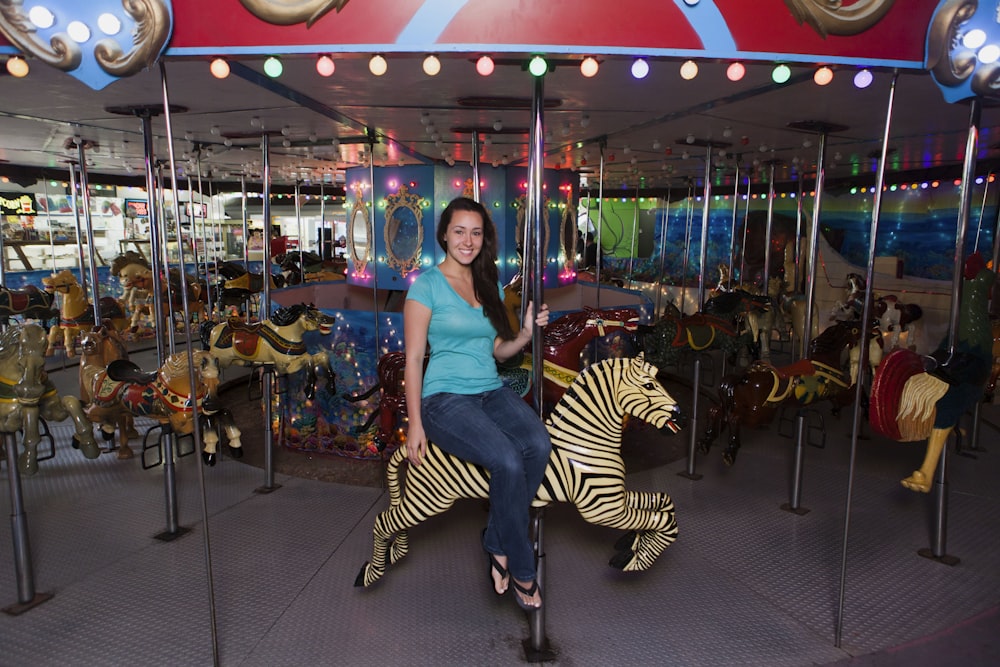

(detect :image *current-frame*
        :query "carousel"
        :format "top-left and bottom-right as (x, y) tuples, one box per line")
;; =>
(0, 1), (998, 664)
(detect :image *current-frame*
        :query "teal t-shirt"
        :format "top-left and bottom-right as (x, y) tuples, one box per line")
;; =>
(406, 266), (503, 398)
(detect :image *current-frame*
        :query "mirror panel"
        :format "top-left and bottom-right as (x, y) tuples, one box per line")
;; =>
(383, 184), (424, 277)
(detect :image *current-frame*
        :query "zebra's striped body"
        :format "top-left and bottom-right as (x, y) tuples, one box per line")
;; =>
(356, 354), (684, 587)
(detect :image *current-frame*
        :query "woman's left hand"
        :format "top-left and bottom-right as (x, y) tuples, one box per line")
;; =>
(522, 301), (549, 337)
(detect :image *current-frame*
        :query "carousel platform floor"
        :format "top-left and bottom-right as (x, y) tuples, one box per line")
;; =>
(0, 344), (998, 665)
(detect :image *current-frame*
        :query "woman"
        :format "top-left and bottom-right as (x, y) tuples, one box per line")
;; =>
(404, 197), (551, 611)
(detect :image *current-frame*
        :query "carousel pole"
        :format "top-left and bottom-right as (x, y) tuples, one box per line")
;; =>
(835, 72), (898, 647)
(195, 153), (214, 320)
(155, 161), (178, 355)
(159, 61), (220, 667)
(2, 427), (53, 614)
(135, 109), (168, 364)
(256, 132), (281, 495)
(655, 185), (671, 319)
(780, 121), (844, 514)
(295, 180), (304, 278)
(66, 163), (89, 299)
(42, 179), (57, 272)
(319, 180), (326, 258)
(471, 130), (482, 202)
(366, 137), (381, 354)
(968, 172), (998, 453)
(729, 157), (742, 281)
(679, 181), (694, 314)
(919, 96), (984, 565)
(75, 140), (104, 328)
(761, 160), (778, 293)
(627, 183), (639, 290)
(680, 141), (719, 481)
(240, 173), (252, 323)
(524, 70), (555, 664)
(739, 169), (752, 282)
(596, 140), (606, 309)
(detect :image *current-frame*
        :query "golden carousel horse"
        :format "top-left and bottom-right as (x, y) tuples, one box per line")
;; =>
(78, 326), (138, 458)
(0, 323), (100, 475)
(82, 345), (242, 465)
(42, 270), (129, 356)
(200, 303), (337, 399)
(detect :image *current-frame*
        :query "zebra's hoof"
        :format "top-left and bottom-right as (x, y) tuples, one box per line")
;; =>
(228, 445), (244, 459)
(613, 530), (638, 553)
(202, 452), (216, 466)
(608, 550), (634, 571)
(354, 563), (378, 587)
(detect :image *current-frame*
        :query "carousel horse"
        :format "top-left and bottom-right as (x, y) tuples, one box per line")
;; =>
(698, 320), (870, 466)
(83, 347), (242, 465)
(741, 275), (792, 363)
(200, 302), (337, 399)
(874, 294), (923, 350)
(274, 251), (345, 285)
(0, 323), (100, 475)
(355, 354), (686, 588)
(358, 306), (643, 445)
(110, 251), (210, 327)
(211, 261), (284, 317)
(638, 289), (770, 368)
(42, 270), (129, 357)
(0, 284), (59, 327)
(108, 252), (153, 330)
(830, 272), (868, 322)
(79, 326), (139, 458)
(870, 253), (995, 492)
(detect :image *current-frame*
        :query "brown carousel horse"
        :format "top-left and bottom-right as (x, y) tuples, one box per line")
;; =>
(42, 270), (129, 356)
(870, 253), (994, 492)
(82, 346), (242, 465)
(0, 323), (100, 475)
(698, 320), (870, 466)
(110, 251), (209, 327)
(210, 260), (284, 316)
(637, 289), (770, 369)
(79, 326), (139, 458)
(359, 306), (643, 445)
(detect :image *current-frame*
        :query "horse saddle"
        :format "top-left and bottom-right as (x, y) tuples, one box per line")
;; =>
(6, 286), (39, 311)
(107, 359), (158, 385)
(768, 359), (816, 379)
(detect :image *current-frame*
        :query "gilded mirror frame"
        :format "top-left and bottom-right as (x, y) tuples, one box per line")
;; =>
(560, 202), (577, 271)
(383, 184), (424, 277)
(348, 188), (372, 274)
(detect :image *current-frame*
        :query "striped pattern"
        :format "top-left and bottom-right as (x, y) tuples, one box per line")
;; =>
(356, 354), (684, 587)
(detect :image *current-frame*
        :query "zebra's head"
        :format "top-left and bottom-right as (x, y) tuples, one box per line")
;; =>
(618, 353), (685, 434)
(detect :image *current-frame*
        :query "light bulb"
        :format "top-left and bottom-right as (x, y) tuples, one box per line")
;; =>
(476, 55), (494, 76)
(631, 58), (649, 79)
(580, 57), (599, 78)
(814, 66), (833, 86)
(854, 69), (873, 89)
(210, 58), (230, 79)
(423, 54), (441, 76)
(6, 56), (28, 78)
(726, 62), (745, 82)
(369, 54), (387, 76)
(528, 55), (548, 77)
(493, 120), (503, 132)
(679, 59), (698, 80)
(316, 55), (335, 77)
(264, 56), (283, 78)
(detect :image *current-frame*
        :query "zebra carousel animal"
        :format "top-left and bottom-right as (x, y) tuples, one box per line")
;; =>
(355, 354), (685, 588)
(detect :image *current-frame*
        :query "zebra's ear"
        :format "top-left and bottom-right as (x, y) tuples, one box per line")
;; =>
(636, 352), (645, 362)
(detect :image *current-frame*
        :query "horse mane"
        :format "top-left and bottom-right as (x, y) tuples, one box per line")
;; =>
(110, 251), (150, 274)
(0, 324), (22, 360)
(271, 303), (310, 326)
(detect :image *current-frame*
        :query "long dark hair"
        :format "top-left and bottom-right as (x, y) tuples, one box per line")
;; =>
(437, 197), (514, 340)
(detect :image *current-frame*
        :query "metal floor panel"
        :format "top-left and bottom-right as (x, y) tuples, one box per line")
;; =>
(2, 380), (999, 665)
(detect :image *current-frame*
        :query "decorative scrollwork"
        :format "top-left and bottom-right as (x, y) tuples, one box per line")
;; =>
(926, 0), (978, 88)
(238, 0), (350, 27)
(95, 0), (172, 77)
(0, 0), (170, 80)
(383, 184), (424, 277)
(0, 0), (81, 70)
(783, 0), (896, 38)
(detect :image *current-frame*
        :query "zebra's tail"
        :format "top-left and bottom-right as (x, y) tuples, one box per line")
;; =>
(386, 447), (407, 507)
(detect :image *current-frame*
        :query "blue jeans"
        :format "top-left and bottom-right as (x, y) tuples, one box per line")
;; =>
(422, 386), (551, 582)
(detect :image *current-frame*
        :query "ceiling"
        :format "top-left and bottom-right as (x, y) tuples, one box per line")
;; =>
(2, 52), (999, 194)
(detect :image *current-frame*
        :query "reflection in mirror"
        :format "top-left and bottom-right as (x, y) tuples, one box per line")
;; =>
(514, 195), (551, 265)
(384, 184), (424, 277)
(561, 203), (576, 271)
(348, 196), (372, 274)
